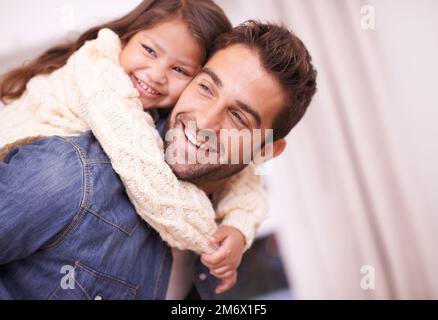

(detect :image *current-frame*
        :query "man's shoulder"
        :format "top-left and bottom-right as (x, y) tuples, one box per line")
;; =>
(3, 135), (76, 168)
(4, 131), (108, 165)
(61, 131), (111, 164)
(1, 134), (90, 219)
(2, 131), (112, 197)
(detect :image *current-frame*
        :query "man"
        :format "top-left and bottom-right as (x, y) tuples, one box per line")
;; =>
(0, 21), (316, 299)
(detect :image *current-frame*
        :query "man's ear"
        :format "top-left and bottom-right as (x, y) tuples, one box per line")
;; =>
(254, 138), (287, 164)
(271, 138), (287, 159)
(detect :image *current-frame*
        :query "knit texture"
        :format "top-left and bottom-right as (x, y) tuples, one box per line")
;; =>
(0, 29), (268, 253)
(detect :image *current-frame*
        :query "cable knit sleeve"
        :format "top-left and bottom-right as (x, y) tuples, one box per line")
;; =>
(77, 91), (219, 254)
(66, 28), (268, 254)
(213, 165), (268, 250)
(66, 29), (218, 254)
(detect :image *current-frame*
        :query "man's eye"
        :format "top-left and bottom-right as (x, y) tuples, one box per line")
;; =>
(142, 44), (156, 57)
(174, 67), (191, 77)
(231, 111), (246, 126)
(198, 84), (211, 94)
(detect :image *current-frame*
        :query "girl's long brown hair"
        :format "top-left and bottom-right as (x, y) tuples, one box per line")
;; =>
(0, 0), (231, 104)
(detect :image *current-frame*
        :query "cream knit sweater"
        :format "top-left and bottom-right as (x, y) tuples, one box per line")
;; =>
(0, 29), (268, 254)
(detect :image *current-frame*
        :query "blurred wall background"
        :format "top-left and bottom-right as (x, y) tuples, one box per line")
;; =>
(1, 0), (437, 299)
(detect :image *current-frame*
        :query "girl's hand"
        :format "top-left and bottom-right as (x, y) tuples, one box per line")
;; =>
(214, 270), (237, 295)
(200, 226), (246, 293)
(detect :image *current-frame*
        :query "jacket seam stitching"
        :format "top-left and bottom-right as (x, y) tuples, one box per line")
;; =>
(41, 136), (89, 250)
(85, 207), (140, 236)
(152, 244), (167, 299)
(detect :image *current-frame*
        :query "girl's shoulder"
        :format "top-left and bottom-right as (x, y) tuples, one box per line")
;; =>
(95, 28), (122, 54)
(75, 28), (122, 65)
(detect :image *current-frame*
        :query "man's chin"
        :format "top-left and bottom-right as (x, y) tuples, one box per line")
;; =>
(168, 162), (246, 185)
(167, 162), (216, 183)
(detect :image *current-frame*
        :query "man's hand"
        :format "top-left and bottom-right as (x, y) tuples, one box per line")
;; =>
(201, 226), (246, 294)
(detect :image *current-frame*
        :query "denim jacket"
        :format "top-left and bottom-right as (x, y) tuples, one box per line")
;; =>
(0, 131), (218, 300)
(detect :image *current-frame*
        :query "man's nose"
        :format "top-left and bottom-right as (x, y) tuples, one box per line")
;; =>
(196, 105), (223, 133)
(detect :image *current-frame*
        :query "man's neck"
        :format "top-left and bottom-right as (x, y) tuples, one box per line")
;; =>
(197, 179), (228, 196)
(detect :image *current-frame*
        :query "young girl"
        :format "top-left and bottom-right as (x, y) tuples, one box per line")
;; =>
(0, 0), (267, 294)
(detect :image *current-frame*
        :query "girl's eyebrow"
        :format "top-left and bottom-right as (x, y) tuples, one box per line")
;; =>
(141, 35), (164, 53)
(177, 58), (198, 69)
(141, 35), (198, 69)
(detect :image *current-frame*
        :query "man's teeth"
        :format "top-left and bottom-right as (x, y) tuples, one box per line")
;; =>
(185, 129), (201, 147)
(184, 129), (209, 151)
(136, 77), (160, 95)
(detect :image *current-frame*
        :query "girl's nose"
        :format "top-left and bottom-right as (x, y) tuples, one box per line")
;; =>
(147, 64), (167, 85)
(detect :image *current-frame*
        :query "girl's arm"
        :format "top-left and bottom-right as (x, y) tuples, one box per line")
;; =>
(66, 29), (218, 254)
(212, 165), (268, 250)
(69, 29), (268, 254)
(77, 90), (219, 254)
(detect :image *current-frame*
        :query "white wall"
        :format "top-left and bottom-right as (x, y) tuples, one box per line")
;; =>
(0, 0), (141, 74)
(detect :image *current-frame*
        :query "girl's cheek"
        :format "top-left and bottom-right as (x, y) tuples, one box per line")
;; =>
(120, 46), (142, 74)
(169, 81), (188, 103)
(119, 46), (132, 72)
(179, 79), (195, 98)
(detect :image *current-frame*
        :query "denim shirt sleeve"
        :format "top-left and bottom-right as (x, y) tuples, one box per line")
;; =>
(0, 136), (84, 265)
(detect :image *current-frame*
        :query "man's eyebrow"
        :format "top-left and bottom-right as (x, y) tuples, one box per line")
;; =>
(200, 68), (261, 126)
(200, 67), (223, 88)
(236, 100), (262, 127)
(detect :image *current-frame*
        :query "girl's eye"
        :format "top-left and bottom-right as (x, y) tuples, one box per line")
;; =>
(142, 44), (156, 57)
(173, 67), (191, 77)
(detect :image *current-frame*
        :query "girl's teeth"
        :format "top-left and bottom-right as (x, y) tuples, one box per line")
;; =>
(136, 78), (160, 95)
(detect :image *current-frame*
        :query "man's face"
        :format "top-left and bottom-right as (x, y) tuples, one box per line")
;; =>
(164, 44), (286, 183)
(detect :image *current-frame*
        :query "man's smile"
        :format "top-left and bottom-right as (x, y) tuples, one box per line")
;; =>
(167, 119), (222, 164)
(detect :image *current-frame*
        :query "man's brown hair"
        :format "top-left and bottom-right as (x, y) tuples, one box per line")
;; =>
(211, 20), (317, 140)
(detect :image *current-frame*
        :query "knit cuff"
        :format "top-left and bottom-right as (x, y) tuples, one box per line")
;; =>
(219, 210), (263, 251)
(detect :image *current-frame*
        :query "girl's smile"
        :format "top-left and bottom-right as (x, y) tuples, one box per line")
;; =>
(131, 74), (163, 99)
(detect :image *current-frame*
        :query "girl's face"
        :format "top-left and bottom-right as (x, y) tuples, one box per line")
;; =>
(120, 18), (203, 110)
